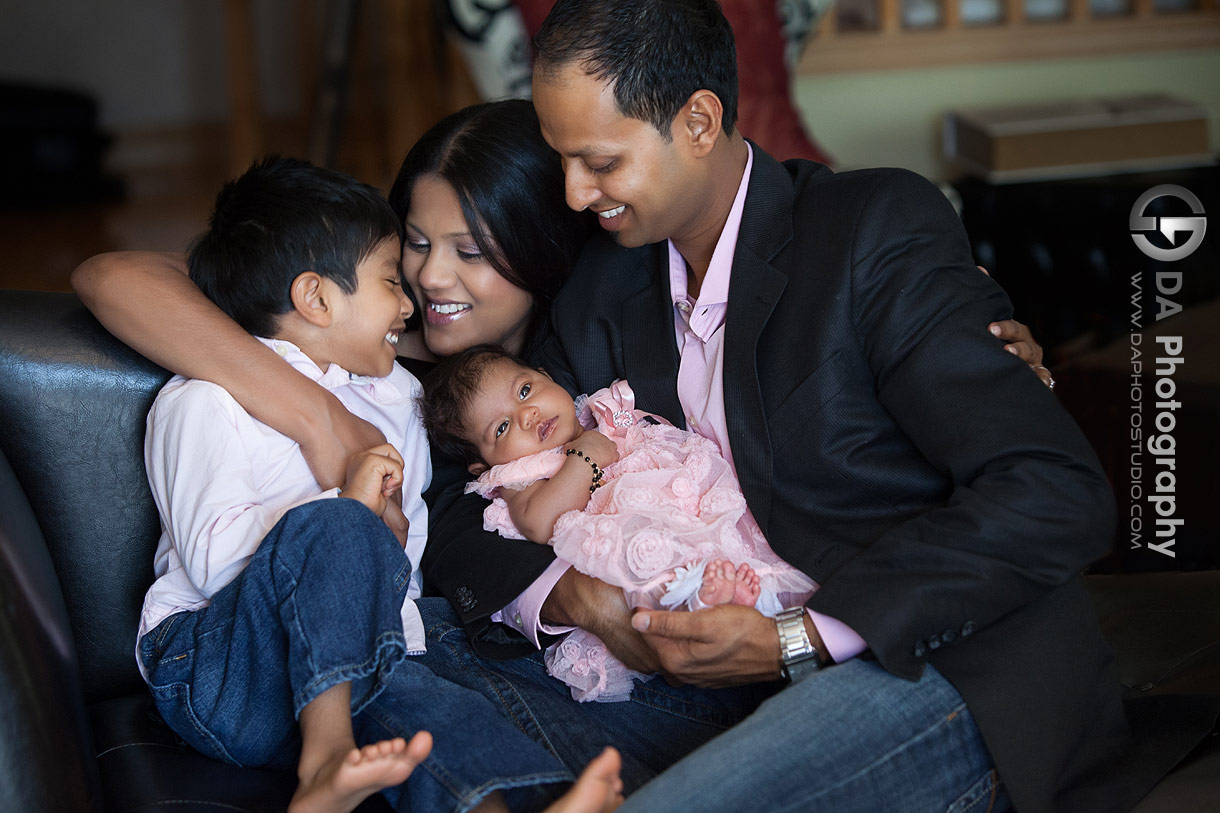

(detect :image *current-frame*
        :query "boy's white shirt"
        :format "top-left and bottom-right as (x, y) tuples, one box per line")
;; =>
(136, 337), (430, 679)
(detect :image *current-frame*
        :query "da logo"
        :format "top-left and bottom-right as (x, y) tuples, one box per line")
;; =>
(1130, 185), (1206, 262)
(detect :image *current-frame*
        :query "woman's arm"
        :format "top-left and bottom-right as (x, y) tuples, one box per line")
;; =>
(71, 251), (382, 487)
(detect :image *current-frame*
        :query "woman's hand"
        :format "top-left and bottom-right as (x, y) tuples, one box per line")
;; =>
(978, 266), (1054, 389)
(381, 494), (411, 548)
(988, 319), (1054, 389)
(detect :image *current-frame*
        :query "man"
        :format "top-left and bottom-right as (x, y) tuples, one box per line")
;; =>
(422, 2), (1141, 811)
(522, 1), (1132, 810)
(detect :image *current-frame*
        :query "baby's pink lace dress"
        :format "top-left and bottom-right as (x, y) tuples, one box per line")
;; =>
(467, 381), (816, 702)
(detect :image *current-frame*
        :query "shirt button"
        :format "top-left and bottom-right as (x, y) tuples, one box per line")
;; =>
(514, 613), (523, 626)
(927, 637), (942, 650)
(275, 345), (289, 357)
(687, 416), (698, 428)
(961, 621), (976, 637)
(942, 630), (956, 644)
(913, 642), (927, 658)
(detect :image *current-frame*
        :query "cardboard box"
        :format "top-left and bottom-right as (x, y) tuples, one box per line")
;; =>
(944, 94), (1213, 183)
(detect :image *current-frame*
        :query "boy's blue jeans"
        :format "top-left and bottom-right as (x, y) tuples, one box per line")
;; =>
(138, 499), (572, 812)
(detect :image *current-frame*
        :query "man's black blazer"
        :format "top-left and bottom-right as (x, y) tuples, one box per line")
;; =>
(424, 146), (1131, 811)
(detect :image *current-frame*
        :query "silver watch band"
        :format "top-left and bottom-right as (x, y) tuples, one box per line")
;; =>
(776, 606), (822, 682)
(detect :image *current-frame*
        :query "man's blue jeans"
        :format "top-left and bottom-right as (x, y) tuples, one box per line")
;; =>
(416, 603), (1010, 811)
(139, 499), (571, 812)
(620, 657), (1012, 812)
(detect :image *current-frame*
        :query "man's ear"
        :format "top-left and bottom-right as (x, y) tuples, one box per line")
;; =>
(467, 461), (489, 476)
(290, 271), (333, 327)
(677, 90), (724, 157)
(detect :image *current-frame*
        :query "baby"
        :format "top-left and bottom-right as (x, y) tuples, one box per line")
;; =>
(422, 345), (815, 701)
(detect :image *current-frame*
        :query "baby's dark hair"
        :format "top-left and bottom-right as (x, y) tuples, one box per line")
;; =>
(188, 156), (403, 337)
(421, 344), (532, 469)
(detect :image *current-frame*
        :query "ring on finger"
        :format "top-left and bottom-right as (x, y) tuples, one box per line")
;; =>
(1033, 364), (1055, 390)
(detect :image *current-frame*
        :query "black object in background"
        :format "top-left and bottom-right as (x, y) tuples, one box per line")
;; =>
(0, 81), (123, 208)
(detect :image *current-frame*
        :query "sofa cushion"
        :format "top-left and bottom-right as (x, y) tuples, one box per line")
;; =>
(0, 446), (102, 811)
(0, 290), (170, 701)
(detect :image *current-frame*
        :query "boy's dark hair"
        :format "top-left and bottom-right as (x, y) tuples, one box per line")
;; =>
(388, 100), (592, 359)
(533, 0), (738, 140)
(421, 344), (532, 469)
(189, 156), (404, 337)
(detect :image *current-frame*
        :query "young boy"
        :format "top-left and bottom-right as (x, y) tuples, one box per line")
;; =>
(135, 157), (582, 813)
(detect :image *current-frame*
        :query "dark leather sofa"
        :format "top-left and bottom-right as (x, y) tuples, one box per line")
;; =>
(1, 289), (1217, 812)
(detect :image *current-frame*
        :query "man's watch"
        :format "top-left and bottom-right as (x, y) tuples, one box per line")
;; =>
(776, 606), (823, 684)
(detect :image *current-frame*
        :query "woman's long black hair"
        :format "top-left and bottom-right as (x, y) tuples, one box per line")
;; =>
(388, 99), (594, 360)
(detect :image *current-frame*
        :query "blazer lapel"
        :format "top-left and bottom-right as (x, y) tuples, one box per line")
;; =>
(621, 243), (684, 425)
(723, 145), (795, 535)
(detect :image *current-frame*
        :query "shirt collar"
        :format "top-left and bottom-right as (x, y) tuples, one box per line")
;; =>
(257, 336), (403, 402)
(668, 141), (753, 309)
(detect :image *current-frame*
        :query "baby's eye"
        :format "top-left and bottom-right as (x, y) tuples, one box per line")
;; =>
(495, 420), (509, 438)
(386, 277), (401, 287)
(518, 383), (531, 400)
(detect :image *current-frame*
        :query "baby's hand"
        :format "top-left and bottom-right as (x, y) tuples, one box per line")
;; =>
(565, 430), (619, 470)
(339, 444), (405, 518)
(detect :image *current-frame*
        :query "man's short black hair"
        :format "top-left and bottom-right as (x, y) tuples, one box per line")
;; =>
(188, 156), (403, 337)
(533, 0), (738, 140)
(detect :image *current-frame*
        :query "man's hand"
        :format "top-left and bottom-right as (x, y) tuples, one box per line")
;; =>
(300, 398), (387, 489)
(542, 569), (660, 674)
(630, 604), (786, 688)
(339, 444), (405, 518)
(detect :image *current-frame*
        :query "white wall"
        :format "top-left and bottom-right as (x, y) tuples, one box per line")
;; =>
(793, 48), (1220, 180)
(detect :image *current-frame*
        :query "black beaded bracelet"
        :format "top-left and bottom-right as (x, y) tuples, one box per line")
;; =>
(565, 448), (605, 493)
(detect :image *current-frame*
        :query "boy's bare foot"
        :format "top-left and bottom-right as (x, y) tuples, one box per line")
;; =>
(289, 731), (432, 813)
(698, 559), (761, 608)
(545, 747), (624, 813)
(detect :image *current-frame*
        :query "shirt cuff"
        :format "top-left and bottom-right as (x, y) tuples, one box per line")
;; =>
(807, 609), (868, 663)
(490, 559), (576, 648)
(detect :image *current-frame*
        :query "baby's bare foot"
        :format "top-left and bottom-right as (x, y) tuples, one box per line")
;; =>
(289, 732), (432, 813)
(729, 562), (761, 607)
(698, 559), (760, 607)
(697, 559), (737, 606)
